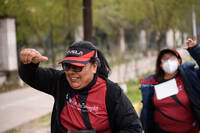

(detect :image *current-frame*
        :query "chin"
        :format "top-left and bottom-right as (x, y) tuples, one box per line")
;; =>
(70, 84), (81, 90)
(72, 87), (81, 90)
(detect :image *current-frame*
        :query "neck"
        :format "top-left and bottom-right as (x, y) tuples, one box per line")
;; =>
(164, 71), (178, 80)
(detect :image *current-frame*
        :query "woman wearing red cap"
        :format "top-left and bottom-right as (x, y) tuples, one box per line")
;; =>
(140, 37), (200, 133)
(19, 41), (142, 133)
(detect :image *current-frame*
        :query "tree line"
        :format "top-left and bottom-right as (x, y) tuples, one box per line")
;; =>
(0, 0), (200, 66)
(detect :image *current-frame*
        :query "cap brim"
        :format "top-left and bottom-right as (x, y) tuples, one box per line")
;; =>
(160, 49), (179, 57)
(159, 49), (182, 64)
(59, 57), (90, 66)
(59, 50), (96, 66)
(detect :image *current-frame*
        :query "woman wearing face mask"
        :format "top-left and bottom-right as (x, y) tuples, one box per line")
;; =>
(140, 37), (200, 133)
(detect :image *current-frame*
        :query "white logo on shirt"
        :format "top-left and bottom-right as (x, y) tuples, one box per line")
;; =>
(66, 94), (99, 115)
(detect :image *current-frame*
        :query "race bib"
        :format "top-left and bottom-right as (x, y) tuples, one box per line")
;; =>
(154, 78), (178, 100)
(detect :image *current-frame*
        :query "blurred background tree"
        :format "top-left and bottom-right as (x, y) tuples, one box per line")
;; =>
(0, 0), (200, 66)
(0, 0), (82, 67)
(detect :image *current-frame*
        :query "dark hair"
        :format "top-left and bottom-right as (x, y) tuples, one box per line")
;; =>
(69, 41), (111, 78)
(155, 54), (165, 81)
(155, 49), (182, 81)
(90, 50), (111, 78)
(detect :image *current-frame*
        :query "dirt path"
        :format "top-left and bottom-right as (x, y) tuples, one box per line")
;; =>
(4, 113), (51, 133)
(0, 88), (53, 133)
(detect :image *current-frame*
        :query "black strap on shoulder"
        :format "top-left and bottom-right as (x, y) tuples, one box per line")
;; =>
(105, 78), (121, 132)
(155, 107), (183, 122)
(105, 78), (119, 115)
(78, 95), (93, 130)
(171, 95), (187, 110)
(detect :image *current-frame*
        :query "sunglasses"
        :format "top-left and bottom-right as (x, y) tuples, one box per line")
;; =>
(62, 63), (84, 72)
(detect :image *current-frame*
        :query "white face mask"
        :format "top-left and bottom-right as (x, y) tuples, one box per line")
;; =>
(162, 59), (179, 74)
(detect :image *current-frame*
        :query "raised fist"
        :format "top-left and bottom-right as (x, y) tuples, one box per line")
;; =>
(185, 36), (197, 49)
(20, 48), (48, 64)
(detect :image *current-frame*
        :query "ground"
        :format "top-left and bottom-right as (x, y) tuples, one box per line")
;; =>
(4, 113), (51, 133)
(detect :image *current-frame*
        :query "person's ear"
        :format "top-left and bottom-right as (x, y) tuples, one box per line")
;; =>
(92, 62), (98, 74)
(96, 58), (101, 68)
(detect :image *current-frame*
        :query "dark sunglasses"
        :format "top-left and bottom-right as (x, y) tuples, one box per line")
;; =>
(62, 63), (84, 72)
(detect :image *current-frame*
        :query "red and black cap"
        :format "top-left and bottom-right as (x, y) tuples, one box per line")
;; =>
(59, 41), (97, 66)
(159, 48), (182, 64)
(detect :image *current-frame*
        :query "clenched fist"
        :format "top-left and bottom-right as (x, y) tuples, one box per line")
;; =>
(20, 48), (48, 64)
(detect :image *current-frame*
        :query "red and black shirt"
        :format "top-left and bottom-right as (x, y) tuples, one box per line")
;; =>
(154, 76), (199, 133)
(18, 62), (142, 133)
(60, 77), (112, 133)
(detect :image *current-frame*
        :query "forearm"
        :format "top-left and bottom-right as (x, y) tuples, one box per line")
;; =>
(18, 62), (58, 96)
(18, 62), (39, 88)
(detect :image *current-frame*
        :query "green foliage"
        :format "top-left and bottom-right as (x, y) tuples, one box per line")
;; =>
(93, 0), (199, 35)
(0, 0), (82, 48)
(1, 0), (200, 53)
(126, 79), (141, 103)
(126, 71), (154, 103)
(93, 0), (120, 35)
